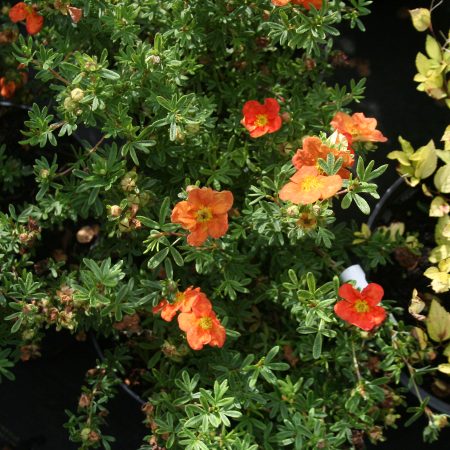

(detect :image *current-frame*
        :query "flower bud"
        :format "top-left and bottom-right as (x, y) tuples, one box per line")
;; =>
(63, 97), (75, 111)
(80, 428), (91, 441)
(121, 171), (137, 192)
(118, 217), (131, 232)
(286, 205), (299, 217)
(281, 112), (291, 123)
(22, 329), (35, 340)
(433, 414), (448, 429)
(70, 88), (84, 102)
(109, 205), (122, 217)
(148, 54), (161, 65)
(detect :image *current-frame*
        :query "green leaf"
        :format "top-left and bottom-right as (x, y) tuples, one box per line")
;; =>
(170, 246), (184, 266)
(100, 68), (120, 80)
(159, 197), (171, 225)
(354, 194), (370, 215)
(341, 192), (352, 209)
(312, 332), (322, 359)
(148, 247), (170, 269)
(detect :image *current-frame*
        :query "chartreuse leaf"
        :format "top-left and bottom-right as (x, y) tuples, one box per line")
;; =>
(426, 299), (450, 342)
(410, 140), (437, 179)
(409, 8), (431, 32)
(425, 35), (441, 61)
(434, 164), (450, 193)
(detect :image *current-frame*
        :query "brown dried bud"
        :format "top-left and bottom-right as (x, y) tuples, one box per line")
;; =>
(34, 259), (49, 275)
(141, 402), (154, 416)
(132, 218), (142, 230)
(351, 430), (365, 449)
(0, 28), (18, 45)
(330, 50), (349, 67)
(78, 393), (91, 408)
(76, 225), (100, 244)
(394, 247), (419, 270)
(75, 331), (87, 341)
(255, 37), (269, 48)
(19, 233), (30, 242)
(27, 217), (40, 231)
(113, 314), (141, 333)
(52, 249), (67, 262)
(56, 285), (74, 304)
(233, 60), (247, 71)
(367, 426), (384, 443)
(262, 10), (271, 21)
(304, 57), (316, 71)
(48, 307), (59, 322)
(20, 344), (41, 362)
(280, 112), (291, 123)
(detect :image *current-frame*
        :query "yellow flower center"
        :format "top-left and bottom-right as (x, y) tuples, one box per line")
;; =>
(196, 207), (213, 223)
(255, 114), (269, 127)
(354, 299), (370, 313)
(198, 316), (213, 330)
(301, 175), (322, 192)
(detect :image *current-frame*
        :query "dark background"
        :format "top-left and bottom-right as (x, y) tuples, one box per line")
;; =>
(1, 0), (450, 449)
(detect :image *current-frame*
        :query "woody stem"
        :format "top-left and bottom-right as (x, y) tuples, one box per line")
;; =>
(32, 60), (70, 85)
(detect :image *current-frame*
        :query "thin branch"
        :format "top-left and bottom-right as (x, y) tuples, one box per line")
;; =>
(351, 340), (367, 399)
(88, 136), (106, 154)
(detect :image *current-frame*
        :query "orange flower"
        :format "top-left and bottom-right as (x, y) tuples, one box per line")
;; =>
(171, 187), (233, 246)
(334, 283), (386, 331)
(241, 98), (282, 138)
(0, 77), (17, 99)
(9, 2), (44, 35)
(279, 166), (342, 205)
(292, 135), (354, 179)
(152, 287), (207, 322)
(178, 295), (226, 350)
(272, 0), (322, 9)
(330, 112), (387, 143)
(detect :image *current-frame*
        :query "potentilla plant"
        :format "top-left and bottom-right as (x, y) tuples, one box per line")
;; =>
(0, 1), (423, 449)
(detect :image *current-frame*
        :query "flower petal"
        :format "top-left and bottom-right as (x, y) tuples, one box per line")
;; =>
(177, 312), (197, 332)
(362, 283), (384, 305)
(171, 201), (197, 229)
(279, 181), (305, 204)
(188, 187), (214, 208)
(9, 3), (28, 22)
(211, 190), (233, 214)
(26, 12), (44, 35)
(207, 215), (228, 239)
(187, 226), (208, 246)
(319, 174), (342, 199)
(338, 284), (360, 303)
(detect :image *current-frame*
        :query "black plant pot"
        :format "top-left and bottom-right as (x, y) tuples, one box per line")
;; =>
(91, 334), (146, 406)
(368, 176), (450, 416)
